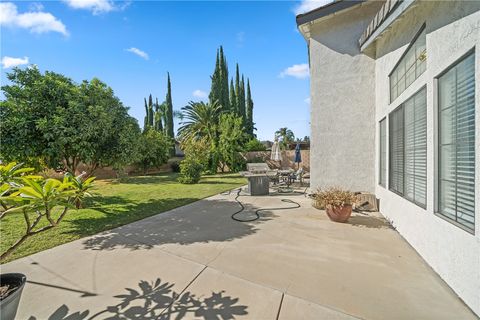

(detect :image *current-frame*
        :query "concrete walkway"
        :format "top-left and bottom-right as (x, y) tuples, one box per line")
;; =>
(2, 189), (477, 319)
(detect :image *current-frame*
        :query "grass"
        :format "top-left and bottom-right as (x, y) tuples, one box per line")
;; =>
(0, 173), (246, 263)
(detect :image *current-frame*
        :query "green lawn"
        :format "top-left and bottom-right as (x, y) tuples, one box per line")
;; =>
(0, 173), (246, 263)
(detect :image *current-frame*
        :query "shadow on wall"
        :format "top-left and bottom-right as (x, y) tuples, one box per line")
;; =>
(27, 278), (248, 320)
(80, 195), (278, 251)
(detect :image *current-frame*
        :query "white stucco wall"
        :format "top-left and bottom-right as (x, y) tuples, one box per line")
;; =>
(308, 2), (384, 193)
(373, 1), (480, 315)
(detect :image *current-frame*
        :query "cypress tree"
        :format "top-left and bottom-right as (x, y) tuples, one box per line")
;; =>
(148, 94), (154, 127)
(155, 97), (163, 132)
(237, 75), (246, 127)
(165, 73), (175, 155)
(143, 97), (149, 131)
(234, 64), (241, 117)
(209, 49), (221, 107)
(246, 79), (254, 137)
(219, 46), (229, 112)
(229, 78), (236, 114)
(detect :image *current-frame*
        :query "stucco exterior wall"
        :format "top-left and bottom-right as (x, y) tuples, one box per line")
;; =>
(373, 1), (480, 315)
(308, 2), (383, 193)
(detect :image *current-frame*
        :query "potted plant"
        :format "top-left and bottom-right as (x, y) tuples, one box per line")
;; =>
(312, 187), (357, 223)
(0, 273), (26, 320)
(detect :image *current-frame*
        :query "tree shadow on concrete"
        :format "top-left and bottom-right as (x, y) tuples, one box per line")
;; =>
(27, 278), (248, 320)
(348, 214), (393, 229)
(80, 196), (278, 251)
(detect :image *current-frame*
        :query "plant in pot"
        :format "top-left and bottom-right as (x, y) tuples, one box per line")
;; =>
(312, 187), (357, 223)
(0, 162), (95, 320)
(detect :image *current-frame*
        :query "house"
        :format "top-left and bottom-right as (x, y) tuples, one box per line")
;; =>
(297, 0), (479, 316)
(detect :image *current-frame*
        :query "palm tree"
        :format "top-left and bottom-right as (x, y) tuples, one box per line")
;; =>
(275, 127), (295, 150)
(177, 100), (222, 144)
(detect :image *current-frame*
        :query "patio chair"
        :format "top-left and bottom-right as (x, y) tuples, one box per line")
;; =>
(288, 168), (305, 186)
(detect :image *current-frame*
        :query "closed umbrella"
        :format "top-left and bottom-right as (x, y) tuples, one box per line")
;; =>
(271, 140), (282, 162)
(294, 142), (302, 169)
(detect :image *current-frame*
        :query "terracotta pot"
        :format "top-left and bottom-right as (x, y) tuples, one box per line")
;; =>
(325, 205), (352, 223)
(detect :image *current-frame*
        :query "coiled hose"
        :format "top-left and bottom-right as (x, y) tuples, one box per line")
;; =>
(228, 188), (302, 222)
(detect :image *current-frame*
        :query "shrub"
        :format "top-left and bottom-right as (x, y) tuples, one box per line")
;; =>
(0, 162), (95, 261)
(245, 139), (266, 152)
(312, 187), (357, 209)
(170, 160), (181, 173)
(178, 158), (203, 184)
(136, 128), (171, 174)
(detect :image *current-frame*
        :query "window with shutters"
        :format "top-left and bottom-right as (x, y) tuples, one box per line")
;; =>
(438, 51), (475, 232)
(389, 87), (427, 207)
(379, 119), (387, 187)
(390, 26), (426, 102)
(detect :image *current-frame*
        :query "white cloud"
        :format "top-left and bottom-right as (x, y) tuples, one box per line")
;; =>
(1, 56), (29, 69)
(63, 0), (113, 14)
(279, 63), (309, 79)
(304, 97), (311, 104)
(294, 0), (334, 15)
(192, 90), (208, 99)
(126, 47), (149, 60)
(0, 2), (68, 36)
(63, 0), (130, 14)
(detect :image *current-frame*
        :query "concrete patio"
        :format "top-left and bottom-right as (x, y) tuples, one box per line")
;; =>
(2, 188), (477, 319)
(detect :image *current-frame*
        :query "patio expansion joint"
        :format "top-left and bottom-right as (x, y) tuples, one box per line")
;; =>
(111, 225), (365, 319)
(159, 265), (208, 317)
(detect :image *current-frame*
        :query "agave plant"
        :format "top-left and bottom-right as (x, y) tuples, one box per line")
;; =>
(0, 162), (96, 261)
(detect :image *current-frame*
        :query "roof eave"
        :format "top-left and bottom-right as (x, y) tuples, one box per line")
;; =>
(360, 0), (418, 52)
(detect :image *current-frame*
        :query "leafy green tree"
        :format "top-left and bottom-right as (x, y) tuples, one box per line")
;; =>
(0, 66), (77, 170)
(245, 138), (266, 152)
(1, 67), (140, 174)
(218, 113), (247, 172)
(136, 128), (171, 175)
(275, 127), (295, 150)
(73, 79), (141, 175)
(246, 79), (254, 138)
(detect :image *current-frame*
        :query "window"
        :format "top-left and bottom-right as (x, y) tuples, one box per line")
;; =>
(389, 107), (404, 194)
(438, 52), (475, 232)
(379, 119), (387, 187)
(390, 26), (426, 102)
(389, 87), (427, 207)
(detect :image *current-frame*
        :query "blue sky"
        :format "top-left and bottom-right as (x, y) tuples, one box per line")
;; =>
(0, 0), (321, 141)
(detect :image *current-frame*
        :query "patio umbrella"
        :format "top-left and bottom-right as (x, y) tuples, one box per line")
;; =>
(294, 142), (302, 169)
(271, 140), (282, 162)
